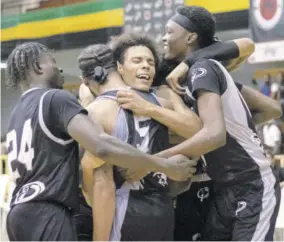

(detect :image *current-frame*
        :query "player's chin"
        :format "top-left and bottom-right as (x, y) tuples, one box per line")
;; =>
(164, 51), (176, 61)
(137, 83), (152, 92)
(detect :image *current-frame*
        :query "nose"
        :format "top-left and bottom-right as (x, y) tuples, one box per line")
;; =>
(59, 68), (63, 73)
(141, 60), (150, 70)
(162, 34), (166, 43)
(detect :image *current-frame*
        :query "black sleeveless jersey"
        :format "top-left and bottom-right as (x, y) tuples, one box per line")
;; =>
(97, 89), (170, 194)
(6, 88), (87, 211)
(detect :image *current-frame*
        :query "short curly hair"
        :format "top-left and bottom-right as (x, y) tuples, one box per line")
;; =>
(176, 5), (216, 47)
(110, 33), (162, 70)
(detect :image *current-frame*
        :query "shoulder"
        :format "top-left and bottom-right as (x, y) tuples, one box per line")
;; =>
(86, 98), (119, 116)
(190, 59), (223, 81)
(86, 98), (119, 134)
(50, 89), (78, 105)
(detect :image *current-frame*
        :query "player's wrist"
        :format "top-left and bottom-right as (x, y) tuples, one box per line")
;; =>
(152, 156), (169, 173)
(146, 103), (159, 117)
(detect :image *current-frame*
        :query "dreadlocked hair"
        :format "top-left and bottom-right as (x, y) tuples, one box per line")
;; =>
(77, 44), (116, 79)
(110, 33), (162, 70)
(176, 6), (216, 48)
(5, 42), (49, 89)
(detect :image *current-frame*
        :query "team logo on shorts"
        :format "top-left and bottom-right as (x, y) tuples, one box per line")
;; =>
(14, 181), (45, 204)
(252, 0), (283, 31)
(153, 172), (168, 187)
(197, 186), (209, 202)
(235, 201), (247, 216)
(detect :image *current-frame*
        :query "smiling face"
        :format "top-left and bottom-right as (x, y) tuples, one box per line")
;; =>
(117, 45), (156, 92)
(162, 20), (191, 60)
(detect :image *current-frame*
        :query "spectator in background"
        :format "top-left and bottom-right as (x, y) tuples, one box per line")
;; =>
(1, 135), (7, 174)
(260, 74), (272, 96)
(251, 77), (259, 90)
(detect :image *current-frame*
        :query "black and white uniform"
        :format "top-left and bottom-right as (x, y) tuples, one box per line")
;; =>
(96, 89), (174, 241)
(6, 88), (87, 241)
(174, 82), (244, 241)
(183, 59), (281, 241)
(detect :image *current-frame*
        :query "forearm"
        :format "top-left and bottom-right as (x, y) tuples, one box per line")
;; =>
(68, 114), (168, 172)
(252, 111), (277, 125)
(92, 180), (115, 241)
(158, 127), (225, 158)
(183, 40), (239, 66)
(147, 104), (202, 138)
(95, 133), (167, 172)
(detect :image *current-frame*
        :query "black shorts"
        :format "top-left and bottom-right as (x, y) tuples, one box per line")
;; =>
(7, 201), (77, 241)
(111, 191), (174, 241)
(72, 191), (93, 241)
(174, 180), (214, 241)
(202, 168), (281, 241)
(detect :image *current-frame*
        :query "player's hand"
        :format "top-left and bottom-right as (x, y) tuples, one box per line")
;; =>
(119, 168), (149, 183)
(163, 154), (197, 181)
(166, 62), (188, 95)
(117, 90), (153, 116)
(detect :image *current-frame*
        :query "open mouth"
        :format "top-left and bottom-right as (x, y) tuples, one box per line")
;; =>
(137, 74), (150, 81)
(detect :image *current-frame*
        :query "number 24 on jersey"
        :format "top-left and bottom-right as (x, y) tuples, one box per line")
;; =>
(6, 119), (34, 180)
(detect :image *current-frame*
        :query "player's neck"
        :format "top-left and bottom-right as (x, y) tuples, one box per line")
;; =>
(20, 81), (48, 94)
(99, 72), (127, 93)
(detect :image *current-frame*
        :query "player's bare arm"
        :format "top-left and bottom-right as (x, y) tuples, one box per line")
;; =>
(225, 38), (255, 72)
(116, 88), (202, 139)
(81, 99), (118, 241)
(62, 92), (191, 182)
(166, 38), (255, 92)
(158, 91), (226, 159)
(238, 84), (282, 124)
(158, 61), (227, 159)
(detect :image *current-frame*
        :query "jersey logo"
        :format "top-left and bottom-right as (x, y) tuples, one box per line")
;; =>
(197, 186), (209, 202)
(235, 201), (247, 216)
(153, 172), (168, 187)
(14, 181), (45, 204)
(191, 68), (207, 83)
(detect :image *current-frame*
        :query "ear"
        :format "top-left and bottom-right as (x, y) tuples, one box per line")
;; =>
(117, 61), (123, 75)
(187, 32), (198, 45)
(31, 60), (43, 75)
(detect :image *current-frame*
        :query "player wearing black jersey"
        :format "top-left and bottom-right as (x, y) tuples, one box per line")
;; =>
(156, 6), (281, 241)
(4, 42), (194, 241)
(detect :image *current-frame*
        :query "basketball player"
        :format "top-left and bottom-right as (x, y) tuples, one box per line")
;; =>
(76, 39), (203, 240)
(155, 6), (281, 241)
(4, 42), (194, 241)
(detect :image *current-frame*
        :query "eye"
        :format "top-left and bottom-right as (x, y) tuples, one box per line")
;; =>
(132, 57), (141, 63)
(148, 60), (155, 66)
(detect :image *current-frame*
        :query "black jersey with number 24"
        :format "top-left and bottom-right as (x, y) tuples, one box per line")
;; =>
(6, 88), (87, 211)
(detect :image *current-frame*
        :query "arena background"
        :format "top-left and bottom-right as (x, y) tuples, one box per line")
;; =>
(1, 0), (284, 240)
